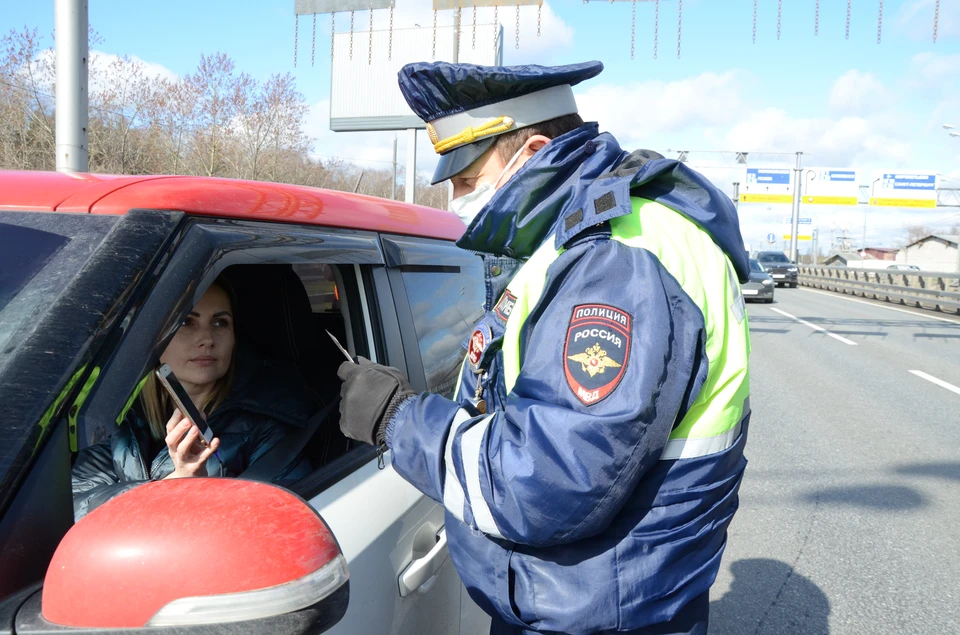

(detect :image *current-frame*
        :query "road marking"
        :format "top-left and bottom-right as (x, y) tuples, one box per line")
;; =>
(770, 307), (858, 346)
(798, 288), (960, 326)
(909, 370), (960, 397)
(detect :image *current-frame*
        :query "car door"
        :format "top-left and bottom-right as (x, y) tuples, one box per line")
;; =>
(379, 234), (493, 635)
(67, 216), (463, 635)
(301, 261), (462, 635)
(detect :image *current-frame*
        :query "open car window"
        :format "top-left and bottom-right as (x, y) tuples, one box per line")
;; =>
(70, 219), (386, 506)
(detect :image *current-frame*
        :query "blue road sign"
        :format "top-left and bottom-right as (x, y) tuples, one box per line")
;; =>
(748, 168), (791, 185)
(822, 170), (856, 182)
(881, 173), (936, 191)
(766, 232), (776, 244)
(798, 218), (812, 224)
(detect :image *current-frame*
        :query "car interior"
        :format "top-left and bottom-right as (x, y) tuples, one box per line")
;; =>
(71, 262), (369, 501)
(219, 263), (360, 471)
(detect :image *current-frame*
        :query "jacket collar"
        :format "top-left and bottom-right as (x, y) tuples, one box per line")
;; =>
(456, 123), (627, 260)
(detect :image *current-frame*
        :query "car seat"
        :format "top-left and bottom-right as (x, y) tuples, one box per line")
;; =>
(220, 264), (350, 467)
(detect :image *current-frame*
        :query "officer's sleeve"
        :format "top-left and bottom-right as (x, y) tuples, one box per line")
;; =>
(385, 238), (707, 547)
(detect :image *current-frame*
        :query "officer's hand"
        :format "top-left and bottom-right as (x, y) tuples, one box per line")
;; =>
(338, 358), (416, 446)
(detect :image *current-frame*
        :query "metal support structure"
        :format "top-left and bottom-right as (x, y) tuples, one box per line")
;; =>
(392, 133), (398, 200)
(732, 182), (740, 210)
(790, 152), (803, 263)
(405, 128), (417, 204)
(55, 0), (88, 173)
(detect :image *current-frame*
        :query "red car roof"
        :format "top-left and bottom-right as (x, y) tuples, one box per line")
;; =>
(0, 170), (464, 241)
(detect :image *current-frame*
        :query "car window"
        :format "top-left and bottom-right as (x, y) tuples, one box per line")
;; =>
(749, 260), (764, 273)
(0, 214), (117, 365)
(758, 253), (790, 264)
(294, 263), (341, 313)
(400, 268), (484, 398)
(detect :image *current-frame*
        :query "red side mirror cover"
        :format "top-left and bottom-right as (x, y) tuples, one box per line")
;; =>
(43, 478), (339, 628)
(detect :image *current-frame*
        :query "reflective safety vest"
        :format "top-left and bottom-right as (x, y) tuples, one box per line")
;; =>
(498, 196), (750, 459)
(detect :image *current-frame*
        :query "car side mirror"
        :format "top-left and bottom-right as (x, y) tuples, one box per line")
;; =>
(13, 479), (348, 634)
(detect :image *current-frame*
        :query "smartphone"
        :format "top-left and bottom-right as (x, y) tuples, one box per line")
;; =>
(155, 364), (215, 447)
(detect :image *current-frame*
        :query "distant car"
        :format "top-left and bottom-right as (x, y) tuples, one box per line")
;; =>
(754, 251), (798, 288)
(887, 264), (921, 271)
(742, 259), (775, 303)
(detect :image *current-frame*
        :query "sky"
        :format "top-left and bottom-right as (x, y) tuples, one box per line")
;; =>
(4, 0), (960, 250)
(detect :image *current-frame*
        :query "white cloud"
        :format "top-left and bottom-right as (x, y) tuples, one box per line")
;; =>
(577, 71), (748, 149)
(828, 70), (892, 116)
(89, 51), (179, 84)
(895, 0), (959, 41)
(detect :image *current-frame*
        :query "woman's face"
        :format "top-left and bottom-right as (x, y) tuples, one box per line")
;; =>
(160, 285), (235, 391)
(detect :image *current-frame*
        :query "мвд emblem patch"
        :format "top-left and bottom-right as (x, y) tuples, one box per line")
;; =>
(564, 304), (631, 406)
(467, 321), (492, 369)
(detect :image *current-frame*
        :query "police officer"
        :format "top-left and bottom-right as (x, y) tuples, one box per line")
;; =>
(337, 61), (752, 635)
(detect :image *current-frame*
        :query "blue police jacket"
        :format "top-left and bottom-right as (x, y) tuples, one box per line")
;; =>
(384, 123), (751, 633)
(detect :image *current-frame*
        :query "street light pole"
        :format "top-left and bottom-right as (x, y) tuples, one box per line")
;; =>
(732, 181), (740, 210)
(55, 0), (88, 173)
(789, 152), (803, 263)
(866, 177), (881, 254)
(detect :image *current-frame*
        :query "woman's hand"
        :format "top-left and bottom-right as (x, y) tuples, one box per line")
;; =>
(162, 409), (220, 479)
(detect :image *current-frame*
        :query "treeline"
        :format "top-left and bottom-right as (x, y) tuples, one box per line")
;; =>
(0, 27), (448, 209)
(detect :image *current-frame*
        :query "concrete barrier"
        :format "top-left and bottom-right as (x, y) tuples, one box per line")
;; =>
(798, 266), (960, 315)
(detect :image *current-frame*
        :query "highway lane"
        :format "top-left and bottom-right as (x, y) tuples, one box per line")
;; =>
(709, 288), (960, 635)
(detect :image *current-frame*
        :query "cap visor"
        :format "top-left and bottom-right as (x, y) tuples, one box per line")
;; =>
(431, 138), (496, 185)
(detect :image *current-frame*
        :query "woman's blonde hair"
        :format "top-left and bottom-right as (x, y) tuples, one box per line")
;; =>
(141, 278), (238, 440)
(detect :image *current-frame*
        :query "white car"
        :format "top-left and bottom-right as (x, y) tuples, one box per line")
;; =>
(886, 264), (921, 271)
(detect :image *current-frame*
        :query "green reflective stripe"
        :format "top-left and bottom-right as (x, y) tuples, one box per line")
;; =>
(659, 401), (747, 460)
(501, 237), (563, 393)
(35, 366), (88, 450)
(496, 197), (749, 454)
(610, 198), (750, 441)
(117, 374), (151, 425)
(68, 366), (101, 452)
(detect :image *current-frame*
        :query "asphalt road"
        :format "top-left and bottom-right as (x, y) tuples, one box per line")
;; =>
(709, 287), (960, 635)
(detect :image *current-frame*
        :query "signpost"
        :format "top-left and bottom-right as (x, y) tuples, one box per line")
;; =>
(739, 168), (794, 204)
(782, 217), (812, 242)
(803, 168), (859, 205)
(869, 171), (938, 208)
(766, 232), (776, 244)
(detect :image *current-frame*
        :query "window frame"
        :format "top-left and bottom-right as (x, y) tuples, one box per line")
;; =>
(74, 216), (395, 495)
(379, 234), (485, 398)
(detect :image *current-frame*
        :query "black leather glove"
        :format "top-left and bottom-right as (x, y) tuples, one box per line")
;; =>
(337, 357), (416, 447)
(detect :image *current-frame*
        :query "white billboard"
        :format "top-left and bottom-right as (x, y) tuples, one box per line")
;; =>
(869, 170), (938, 208)
(802, 168), (859, 205)
(330, 25), (502, 132)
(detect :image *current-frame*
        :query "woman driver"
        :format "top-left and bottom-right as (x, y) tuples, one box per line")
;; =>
(72, 278), (316, 518)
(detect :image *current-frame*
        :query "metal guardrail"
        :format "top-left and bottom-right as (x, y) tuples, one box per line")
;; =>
(799, 266), (960, 314)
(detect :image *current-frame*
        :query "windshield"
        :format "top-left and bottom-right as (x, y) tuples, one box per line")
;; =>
(758, 252), (790, 264)
(0, 213), (118, 370)
(749, 260), (765, 273)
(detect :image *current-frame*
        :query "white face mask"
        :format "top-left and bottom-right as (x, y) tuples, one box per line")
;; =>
(449, 147), (526, 226)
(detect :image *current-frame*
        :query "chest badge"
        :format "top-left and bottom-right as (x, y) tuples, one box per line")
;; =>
(564, 304), (631, 406)
(467, 321), (493, 369)
(494, 290), (517, 322)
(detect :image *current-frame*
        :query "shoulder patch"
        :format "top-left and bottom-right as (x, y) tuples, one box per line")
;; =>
(467, 321), (493, 369)
(564, 304), (631, 406)
(494, 290), (517, 322)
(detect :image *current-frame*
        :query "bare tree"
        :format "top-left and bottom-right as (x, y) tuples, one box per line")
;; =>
(0, 25), (453, 213)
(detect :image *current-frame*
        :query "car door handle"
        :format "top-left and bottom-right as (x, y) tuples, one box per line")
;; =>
(398, 527), (448, 597)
